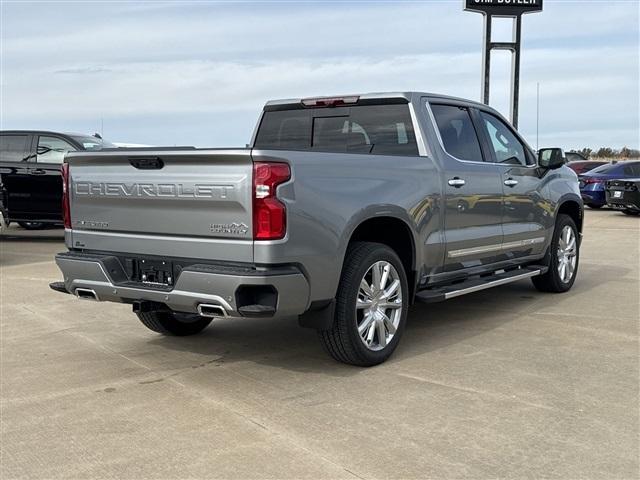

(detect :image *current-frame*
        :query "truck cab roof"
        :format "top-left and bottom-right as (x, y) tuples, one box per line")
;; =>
(265, 92), (488, 110)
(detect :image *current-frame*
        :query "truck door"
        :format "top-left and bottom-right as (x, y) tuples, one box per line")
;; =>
(428, 103), (505, 272)
(474, 110), (548, 260)
(0, 133), (33, 221)
(29, 135), (76, 222)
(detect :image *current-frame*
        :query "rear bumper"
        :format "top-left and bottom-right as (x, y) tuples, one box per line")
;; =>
(580, 190), (605, 206)
(54, 251), (310, 318)
(606, 191), (640, 211)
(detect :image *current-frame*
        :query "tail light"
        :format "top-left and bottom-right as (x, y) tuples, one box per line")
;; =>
(581, 178), (603, 185)
(61, 163), (71, 229)
(253, 162), (290, 240)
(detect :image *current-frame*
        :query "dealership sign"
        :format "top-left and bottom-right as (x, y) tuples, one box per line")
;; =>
(465, 0), (543, 16)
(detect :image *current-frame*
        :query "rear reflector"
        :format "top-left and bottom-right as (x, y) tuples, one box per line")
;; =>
(301, 96), (359, 108)
(61, 163), (71, 229)
(253, 162), (291, 240)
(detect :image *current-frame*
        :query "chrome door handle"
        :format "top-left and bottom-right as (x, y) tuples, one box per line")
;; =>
(448, 178), (466, 188)
(30, 169), (47, 175)
(504, 178), (518, 187)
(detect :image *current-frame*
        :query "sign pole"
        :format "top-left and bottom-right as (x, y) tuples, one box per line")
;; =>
(482, 14), (492, 105)
(510, 15), (522, 128)
(465, 0), (543, 129)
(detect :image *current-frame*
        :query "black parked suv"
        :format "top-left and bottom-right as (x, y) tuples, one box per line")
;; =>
(0, 131), (114, 229)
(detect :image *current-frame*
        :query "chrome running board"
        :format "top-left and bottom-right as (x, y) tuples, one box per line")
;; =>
(415, 266), (547, 304)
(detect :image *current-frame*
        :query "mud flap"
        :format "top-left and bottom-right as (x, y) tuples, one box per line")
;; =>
(298, 299), (335, 330)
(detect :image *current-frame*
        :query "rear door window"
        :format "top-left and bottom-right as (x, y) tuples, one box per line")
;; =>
(0, 135), (29, 162)
(255, 104), (418, 156)
(430, 104), (483, 162)
(36, 136), (76, 164)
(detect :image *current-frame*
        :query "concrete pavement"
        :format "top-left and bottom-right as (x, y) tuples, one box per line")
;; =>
(1, 209), (638, 479)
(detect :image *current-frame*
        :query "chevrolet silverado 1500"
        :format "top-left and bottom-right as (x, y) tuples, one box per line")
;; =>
(50, 92), (583, 366)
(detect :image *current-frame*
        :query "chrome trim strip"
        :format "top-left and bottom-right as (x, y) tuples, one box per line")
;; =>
(444, 269), (542, 299)
(448, 236), (545, 258)
(408, 100), (430, 157)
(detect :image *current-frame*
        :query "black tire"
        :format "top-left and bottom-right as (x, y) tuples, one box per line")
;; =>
(318, 242), (409, 367)
(586, 203), (602, 209)
(532, 214), (579, 293)
(136, 311), (212, 336)
(18, 221), (47, 230)
(622, 209), (640, 216)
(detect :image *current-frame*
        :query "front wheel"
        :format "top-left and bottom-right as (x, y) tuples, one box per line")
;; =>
(136, 311), (212, 336)
(318, 242), (409, 367)
(623, 209), (640, 216)
(18, 221), (47, 230)
(532, 214), (580, 293)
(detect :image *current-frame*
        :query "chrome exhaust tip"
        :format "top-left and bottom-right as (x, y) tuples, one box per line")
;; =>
(197, 303), (227, 318)
(75, 288), (98, 301)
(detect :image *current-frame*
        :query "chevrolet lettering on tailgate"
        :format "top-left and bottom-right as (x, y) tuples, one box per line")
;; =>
(74, 182), (234, 199)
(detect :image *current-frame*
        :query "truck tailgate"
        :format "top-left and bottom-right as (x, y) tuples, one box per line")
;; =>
(66, 149), (254, 262)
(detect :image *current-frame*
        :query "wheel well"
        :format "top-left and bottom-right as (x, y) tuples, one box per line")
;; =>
(348, 217), (416, 297)
(558, 201), (583, 234)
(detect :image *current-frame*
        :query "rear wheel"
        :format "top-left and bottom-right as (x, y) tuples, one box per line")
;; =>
(532, 214), (579, 293)
(318, 242), (408, 367)
(136, 311), (212, 336)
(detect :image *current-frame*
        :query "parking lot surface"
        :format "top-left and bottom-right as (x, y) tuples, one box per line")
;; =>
(1, 210), (638, 479)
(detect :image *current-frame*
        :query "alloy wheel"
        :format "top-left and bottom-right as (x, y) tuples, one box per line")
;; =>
(557, 225), (577, 283)
(356, 261), (403, 351)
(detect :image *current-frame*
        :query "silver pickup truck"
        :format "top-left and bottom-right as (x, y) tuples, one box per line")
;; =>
(51, 92), (583, 366)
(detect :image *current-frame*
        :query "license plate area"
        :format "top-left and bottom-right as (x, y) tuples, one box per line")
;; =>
(125, 257), (174, 286)
(613, 191), (623, 198)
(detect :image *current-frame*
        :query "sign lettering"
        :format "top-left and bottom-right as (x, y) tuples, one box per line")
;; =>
(464, 0), (543, 16)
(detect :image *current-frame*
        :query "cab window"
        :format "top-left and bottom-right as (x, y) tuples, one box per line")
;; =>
(479, 112), (530, 166)
(37, 136), (76, 164)
(0, 135), (29, 162)
(255, 104), (418, 156)
(430, 104), (483, 162)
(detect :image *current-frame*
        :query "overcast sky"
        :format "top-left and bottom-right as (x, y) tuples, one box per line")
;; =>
(1, 0), (638, 150)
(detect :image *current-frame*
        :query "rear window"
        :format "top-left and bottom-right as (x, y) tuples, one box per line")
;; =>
(68, 135), (116, 151)
(588, 163), (620, 174)
(623, 162), (640, 176)
(254, 104), (418, 156)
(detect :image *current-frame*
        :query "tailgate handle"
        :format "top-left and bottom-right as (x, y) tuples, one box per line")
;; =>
(129, 157), (164, 170)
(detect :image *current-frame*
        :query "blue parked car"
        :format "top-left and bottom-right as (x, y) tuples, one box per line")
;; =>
(579, 161), (640, 208)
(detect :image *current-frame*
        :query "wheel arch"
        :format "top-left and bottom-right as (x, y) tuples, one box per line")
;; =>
(298, 210), (418, 331)
(557, 197), (584, 236)
(342, 211), (418, 300)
